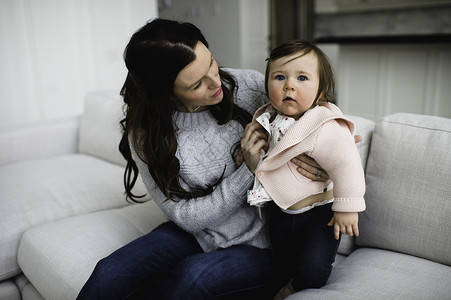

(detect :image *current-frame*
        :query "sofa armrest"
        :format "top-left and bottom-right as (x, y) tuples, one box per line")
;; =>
(0, 116), (80, 166)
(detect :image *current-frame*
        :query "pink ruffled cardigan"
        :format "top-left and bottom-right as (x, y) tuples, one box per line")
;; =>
(253, 102), (366, 212)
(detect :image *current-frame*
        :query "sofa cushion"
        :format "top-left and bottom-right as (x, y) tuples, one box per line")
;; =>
(78, 90), (127, 167)
(22, 284), (43, 300)
(0, 116), (79, 167)
(346, 115), (375, 170)
(357, 113), (451, 266)
(18, 201), (166, 300)
(337, 115), (374, 256)
(0, 280), (20, 300)
(0, 154), (148, 281)
(289, 248), (451, 299)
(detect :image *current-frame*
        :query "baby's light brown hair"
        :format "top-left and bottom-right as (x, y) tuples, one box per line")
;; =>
(265, 40), (336, 105)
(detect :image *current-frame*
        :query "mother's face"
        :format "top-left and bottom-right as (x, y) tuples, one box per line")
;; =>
(173, 42), (223, 112)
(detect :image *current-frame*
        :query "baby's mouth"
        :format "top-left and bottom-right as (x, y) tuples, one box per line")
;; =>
(283, 97), (296, 102)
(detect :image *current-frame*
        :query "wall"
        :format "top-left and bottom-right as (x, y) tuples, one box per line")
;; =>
(315, 5), (451, 38)
(0, 0), (158, 129)
(314, 3), (451, 121)
(158, 0), (269, 74)
(336, 44), (451, 121)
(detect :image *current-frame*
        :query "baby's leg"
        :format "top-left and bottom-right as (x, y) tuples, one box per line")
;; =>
(291, 203), (340, 291)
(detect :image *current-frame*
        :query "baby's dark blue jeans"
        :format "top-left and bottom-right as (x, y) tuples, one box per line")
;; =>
(269, 203), (341, 291)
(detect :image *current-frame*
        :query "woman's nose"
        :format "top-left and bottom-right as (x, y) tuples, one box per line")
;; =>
(208, 70), (221, 88)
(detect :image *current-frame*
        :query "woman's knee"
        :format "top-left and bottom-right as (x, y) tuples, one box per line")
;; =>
(165, 263), (210, 299)
(89, 256), (127, 285)
(169, 253), (217, 297)
(77, 257), (127, 299)
(169, 246), (275, 299)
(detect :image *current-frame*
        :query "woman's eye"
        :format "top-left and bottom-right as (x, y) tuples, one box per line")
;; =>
(298, 75), (307, 81)
(193, 81), (202, 90)
(275, 75), (285, 80)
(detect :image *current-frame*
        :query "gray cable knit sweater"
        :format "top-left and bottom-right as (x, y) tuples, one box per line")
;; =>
(132, 68), (270, 252)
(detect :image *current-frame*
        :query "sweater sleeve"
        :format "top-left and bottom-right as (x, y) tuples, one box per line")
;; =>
(310, 119), (366, 212)
(225, 68), (268, 114)
(132, 146), (256, 234)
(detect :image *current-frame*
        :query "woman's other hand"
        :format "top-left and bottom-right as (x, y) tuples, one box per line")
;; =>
(354, 134), (362, 144)
(235, 150), (244, 168)
(241, 121), (268, 173)
(291, 135), (362, 181)
(291, 154), (330, 181)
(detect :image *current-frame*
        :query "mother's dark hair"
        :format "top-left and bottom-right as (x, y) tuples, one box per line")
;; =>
(124, 19), (207, 101)
(119, 18), (251, 202)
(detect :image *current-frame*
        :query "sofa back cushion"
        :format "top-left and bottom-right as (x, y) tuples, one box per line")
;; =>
(0, 116), (79, 167)
(347, 115), (375, 171)
(78, 90), (126, 167)
(357, 113), (451, 266)
(336, 115), (375, 256)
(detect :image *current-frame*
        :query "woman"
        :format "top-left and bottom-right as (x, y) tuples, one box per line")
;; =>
(77, 18), (329, 300)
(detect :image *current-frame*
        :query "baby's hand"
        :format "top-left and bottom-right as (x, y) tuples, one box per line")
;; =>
(327, 212), (359, 240)
(241, 121), (268, 173)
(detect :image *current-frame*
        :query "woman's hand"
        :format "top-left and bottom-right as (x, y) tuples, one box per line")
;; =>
(240, 121), (268, 173)
(354, 134), (362, 144)
(291, 135), (362, 181)
(291, 154), (330, 181)
(328, 212), (359, 240)
(235, 150), (244, 168)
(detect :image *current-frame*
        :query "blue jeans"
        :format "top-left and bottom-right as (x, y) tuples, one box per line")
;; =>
(269, 203), (340, 291)
(77, 221), (276, 299)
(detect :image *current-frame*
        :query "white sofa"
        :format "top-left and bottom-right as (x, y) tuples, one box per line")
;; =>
(0, 90), (450, 300)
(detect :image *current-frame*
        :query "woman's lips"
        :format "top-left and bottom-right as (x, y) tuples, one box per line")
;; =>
(212, 86), (222, 97)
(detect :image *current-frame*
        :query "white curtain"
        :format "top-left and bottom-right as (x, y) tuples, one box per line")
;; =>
(0, 0), (157, 129)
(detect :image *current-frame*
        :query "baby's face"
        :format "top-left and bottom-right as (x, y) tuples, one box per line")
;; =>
(267, 51), (320, 120)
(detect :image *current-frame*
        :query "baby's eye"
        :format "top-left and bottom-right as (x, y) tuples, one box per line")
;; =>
(298, 75), (307, 81)
(275, 75), (285, 80)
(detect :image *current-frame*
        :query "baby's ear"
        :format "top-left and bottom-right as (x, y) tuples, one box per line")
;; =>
(312, 92), (324, 107)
